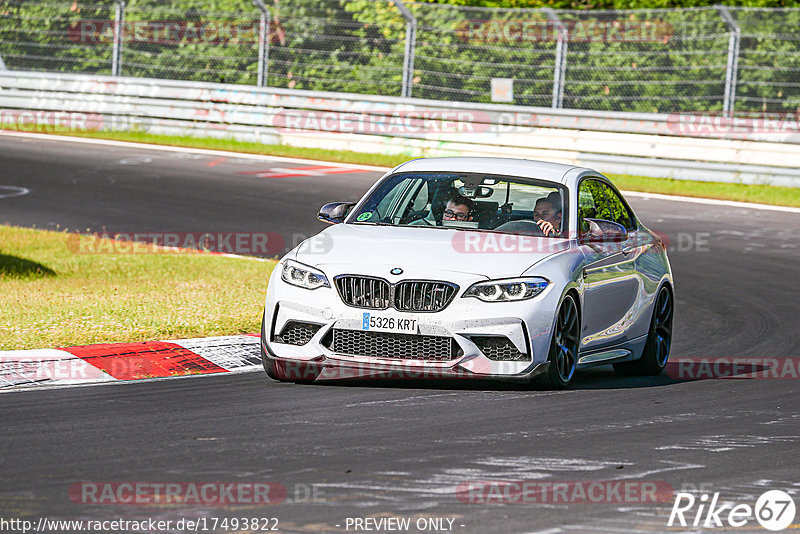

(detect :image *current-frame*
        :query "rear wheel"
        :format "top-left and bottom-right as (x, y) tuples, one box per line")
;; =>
(536, 294), (580, 389)
(614, 285), (673, 376)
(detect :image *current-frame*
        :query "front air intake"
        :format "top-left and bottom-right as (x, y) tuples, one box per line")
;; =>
(471, 336), (529, 361)
(325, 329), (461, 361)
(334, 275), (458, 313)
(273, 321), (323, 346)
(334, 275), (391, 310)
(393, 281), (458, 312)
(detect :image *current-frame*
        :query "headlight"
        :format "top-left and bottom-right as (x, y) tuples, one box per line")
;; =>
(463, 277), (548, 302)
(281, 260), (330, 290)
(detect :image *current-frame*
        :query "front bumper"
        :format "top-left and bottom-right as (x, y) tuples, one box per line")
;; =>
(262, 266), (561, 381)
(260, 330), (551, 383)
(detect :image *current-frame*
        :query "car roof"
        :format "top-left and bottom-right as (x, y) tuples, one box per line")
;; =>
(392, 157), (589, 185)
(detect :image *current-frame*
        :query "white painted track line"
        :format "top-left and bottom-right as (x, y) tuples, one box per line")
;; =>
(0, 130), (392, 172)
(3, 130), (798, 213)
(623, 190), (800, 214)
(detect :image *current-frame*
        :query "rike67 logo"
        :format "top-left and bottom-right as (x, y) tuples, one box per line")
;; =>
(668, 490), (796, 531)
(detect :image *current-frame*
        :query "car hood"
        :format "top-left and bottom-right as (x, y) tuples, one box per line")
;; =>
(292, 223), (571, 279)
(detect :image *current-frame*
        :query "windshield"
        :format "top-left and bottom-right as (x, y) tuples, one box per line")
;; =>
(348, 172), (569, 238)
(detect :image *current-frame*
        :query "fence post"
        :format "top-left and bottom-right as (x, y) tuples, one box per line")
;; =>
(253, 0), (271, 87)
(717, 5), (740, 117)
(544, 8), (567, 109)
(111, 0), (125, 76)
(395, 0), (416, 98)
(0, 54), (6, 70)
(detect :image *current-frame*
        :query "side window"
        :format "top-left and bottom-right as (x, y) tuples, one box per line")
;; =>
(375, 178), (411, 219)
(397, 181), (430, 223)
(577, 180), (597, 234)
(578, 182), (597, 221)
(579, 179), (635, 230)
(597, 182), (635, 230)
(410, 182), (429, 212)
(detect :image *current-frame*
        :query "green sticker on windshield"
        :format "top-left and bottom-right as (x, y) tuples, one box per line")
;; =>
(357, 212), (372, 221)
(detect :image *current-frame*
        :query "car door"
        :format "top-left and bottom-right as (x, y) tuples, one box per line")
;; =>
(578, 178), (642, 352)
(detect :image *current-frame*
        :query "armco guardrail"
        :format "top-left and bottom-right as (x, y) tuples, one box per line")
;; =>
(1, 70), (799, 187)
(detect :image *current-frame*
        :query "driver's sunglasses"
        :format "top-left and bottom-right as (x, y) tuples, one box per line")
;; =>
(443, 209), (468, 221)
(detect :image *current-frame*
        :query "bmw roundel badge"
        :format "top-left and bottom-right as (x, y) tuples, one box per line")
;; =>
(390, 267), (403, 275)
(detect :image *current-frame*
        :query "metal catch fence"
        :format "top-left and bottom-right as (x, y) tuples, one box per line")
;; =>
(0, 0), (798, 114)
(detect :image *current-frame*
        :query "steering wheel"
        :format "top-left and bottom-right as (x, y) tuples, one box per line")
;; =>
(401, 210), (428, 225)
(493, 220), (546, 236)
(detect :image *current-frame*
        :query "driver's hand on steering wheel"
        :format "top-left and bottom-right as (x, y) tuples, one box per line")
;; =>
(536, 219), (556, 236)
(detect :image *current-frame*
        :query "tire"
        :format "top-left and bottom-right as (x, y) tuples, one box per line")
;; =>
(536, 294), (580, 389)
(614, 285), (673, 376)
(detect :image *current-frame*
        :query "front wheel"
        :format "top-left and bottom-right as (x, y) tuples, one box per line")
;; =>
(536, 294), (580, 389)
(614, 285), (673, 376)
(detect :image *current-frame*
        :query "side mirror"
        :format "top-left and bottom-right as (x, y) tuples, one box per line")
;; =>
(318, 202), (355, 224)
(581, 218), (628, 244)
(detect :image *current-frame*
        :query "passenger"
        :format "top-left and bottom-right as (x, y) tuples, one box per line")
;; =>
(533, 193), (562, 236)
(442, 194), (474, 222)
(410, 193), (473, 226)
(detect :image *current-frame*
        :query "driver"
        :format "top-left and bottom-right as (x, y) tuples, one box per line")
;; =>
(533, 192), (562, 236)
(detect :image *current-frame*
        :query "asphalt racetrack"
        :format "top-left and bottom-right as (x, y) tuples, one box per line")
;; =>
(1, 134), (799, 533)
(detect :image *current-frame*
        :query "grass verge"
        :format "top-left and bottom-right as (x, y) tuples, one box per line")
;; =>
(6, 127), (799, 208)
(608, 174), (800, 208)
(0, 225), (276, 350)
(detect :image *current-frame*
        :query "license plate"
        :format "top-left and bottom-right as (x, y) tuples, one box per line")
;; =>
(361, 312), (417, 334)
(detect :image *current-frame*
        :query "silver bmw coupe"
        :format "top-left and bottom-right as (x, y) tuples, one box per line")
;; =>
(260, 157), (674, 388)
